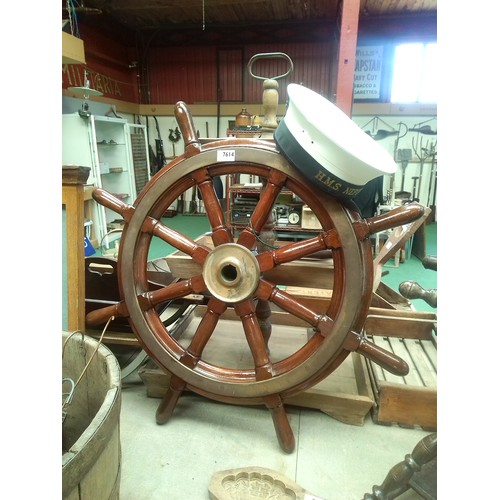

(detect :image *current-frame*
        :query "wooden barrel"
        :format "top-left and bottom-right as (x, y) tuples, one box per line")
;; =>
(62, 331), (122, 499)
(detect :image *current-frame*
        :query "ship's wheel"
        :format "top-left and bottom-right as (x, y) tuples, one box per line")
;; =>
(86, 102), (425, 452)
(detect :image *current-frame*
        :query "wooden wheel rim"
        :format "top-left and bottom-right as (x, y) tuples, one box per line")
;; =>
(118, 141), (371, 400)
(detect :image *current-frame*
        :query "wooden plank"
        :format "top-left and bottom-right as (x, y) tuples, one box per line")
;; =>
(168, 254), (335, 289)
(62, 31), (86, 65)
(373, 207), (431, 275)
(62, 181), (86, 332)
(367, 307), (437, 321)
(352, 351), (373, 400)
(285, 354), (373, 426)
(196, 304), (311, 328)
(365, 316), (435, 339)
(374, 281), (410, 308)
(412, 222), (427, 260)
(365, 307), (437, 340)
(139, 317), (374, 426)
(370, 292), (398, 309)
(194, 292), (436, 337)
(175, 317), (310, 369)
(368, 336), (437, 391)
(166, 235), (335, 289)
(262, 261), (335, 289)
(86, 329), (140, 346)
(285, 283), (323, 300)
(376, 382), (436, 430)
(420, 338), (437, 371)
(402, 338), (437, 388)
(366, 330), (437, 430)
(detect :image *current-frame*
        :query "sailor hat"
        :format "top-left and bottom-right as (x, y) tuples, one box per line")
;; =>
(274, 84), (397, 202)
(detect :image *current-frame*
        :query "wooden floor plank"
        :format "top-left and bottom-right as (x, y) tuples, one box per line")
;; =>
(420, 339), (437, 372)
(402, 338), (437, 388)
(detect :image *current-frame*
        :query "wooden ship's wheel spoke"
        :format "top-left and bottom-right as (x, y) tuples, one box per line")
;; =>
(85, 275), (206, 327)
(156, 297), (226, 424)
(236, 170), (288, 249)
(256, 280), (332, 335)
(139, 275), (206, 308)
(234, 300), (274, 380)
(145, 218), (210, 264)
(93, 187), (211, 264)
(256, 229), (341, 272)
(191, 169), (233, 246)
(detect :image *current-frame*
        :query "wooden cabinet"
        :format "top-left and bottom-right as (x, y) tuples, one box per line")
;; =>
(62, 165), (90, 332)
(62, 113), (151, 246)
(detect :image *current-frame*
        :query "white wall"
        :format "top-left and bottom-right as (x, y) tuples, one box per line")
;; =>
(62, 96), (437, 212)
(139, 111), (438, 210)
(352, 114), (437, 208)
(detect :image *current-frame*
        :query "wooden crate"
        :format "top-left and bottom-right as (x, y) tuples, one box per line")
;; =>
(363, 307), (437, 430)
(139, 306), (374, 426)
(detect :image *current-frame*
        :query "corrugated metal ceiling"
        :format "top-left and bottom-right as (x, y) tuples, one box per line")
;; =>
(64, 0), (437, 45)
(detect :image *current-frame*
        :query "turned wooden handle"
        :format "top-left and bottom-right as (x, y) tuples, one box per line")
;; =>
(366, 202), (425, 235)
(247, 52), (294, 130)
(85, 302), (128, 326)
(422, 255), (437, 271)
(356, 337), (409, 376)
(175, 101), (201, 154)
(92, 188), (134, 221)
(364, 433), (437, 500)
(261, 79), (279, 129)
(399, 281), (437, 308)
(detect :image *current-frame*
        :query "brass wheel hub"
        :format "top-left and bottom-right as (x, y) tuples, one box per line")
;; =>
(202, 243), (260, 303)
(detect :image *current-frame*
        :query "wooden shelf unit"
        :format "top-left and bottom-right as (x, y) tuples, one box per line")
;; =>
(62, 114), (151, 246)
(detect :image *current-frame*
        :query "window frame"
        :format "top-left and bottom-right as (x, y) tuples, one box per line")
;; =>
(390, 41), (437, 104)
(353, 37), (437, 105)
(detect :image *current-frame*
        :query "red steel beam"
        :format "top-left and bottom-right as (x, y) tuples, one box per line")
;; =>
(335, 0), (361, 117)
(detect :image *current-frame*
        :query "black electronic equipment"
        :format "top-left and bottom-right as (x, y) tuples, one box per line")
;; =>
(273, 203), (302, 226)
(231, 206), (254, 224)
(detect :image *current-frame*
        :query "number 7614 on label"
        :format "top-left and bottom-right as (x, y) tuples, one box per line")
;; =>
(217, 150), (236, 162)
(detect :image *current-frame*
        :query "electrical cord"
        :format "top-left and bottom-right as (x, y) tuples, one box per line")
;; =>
(249, 218), (280, 249)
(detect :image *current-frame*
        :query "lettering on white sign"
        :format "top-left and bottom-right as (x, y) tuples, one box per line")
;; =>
(354, 46), (383, 99)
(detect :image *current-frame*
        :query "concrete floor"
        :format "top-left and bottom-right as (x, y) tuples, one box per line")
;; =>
(118, 369), (431, 500)
(95, 221), (439, 499)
